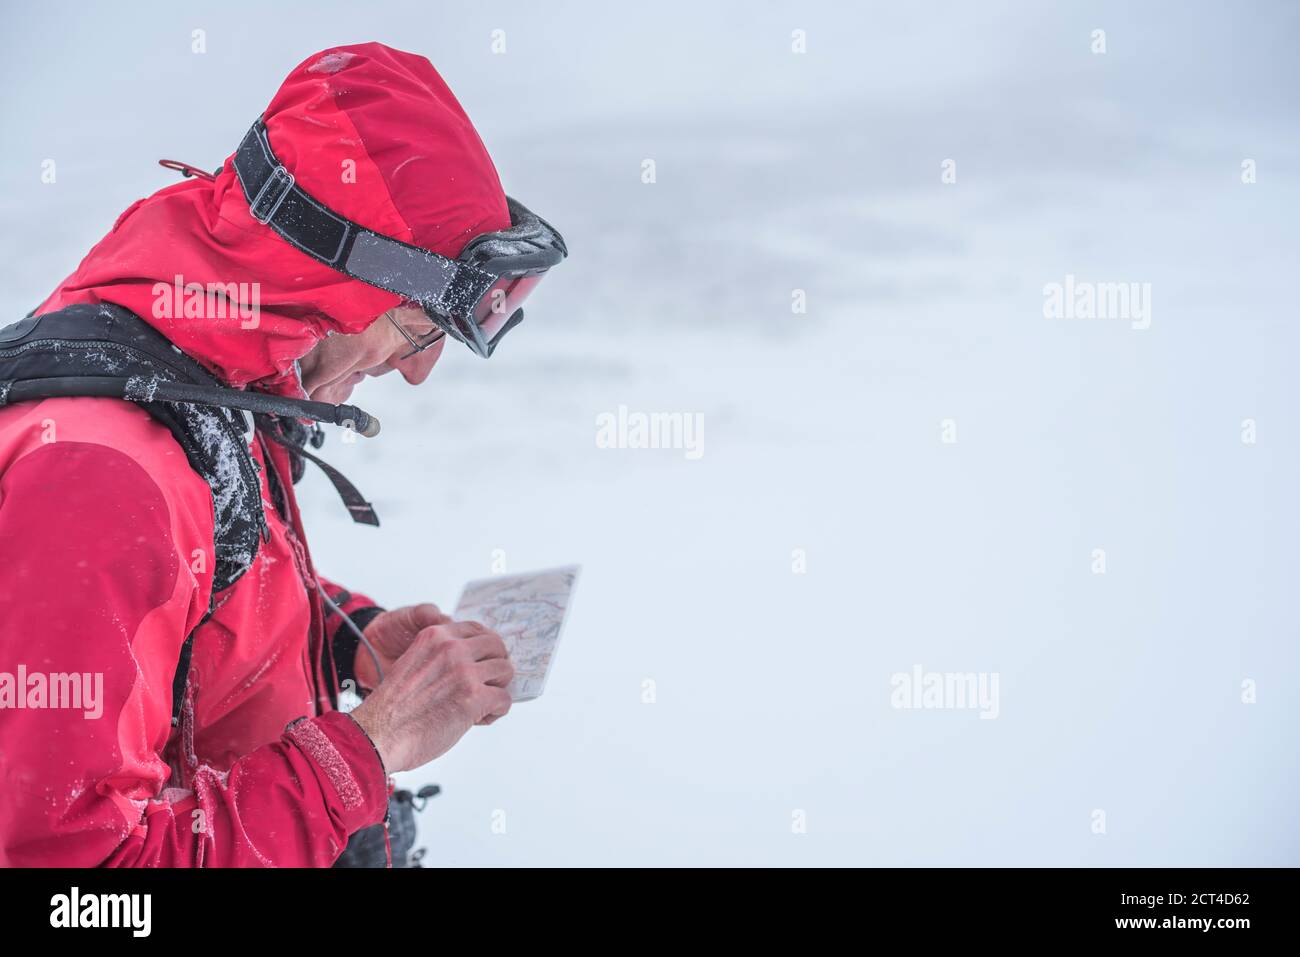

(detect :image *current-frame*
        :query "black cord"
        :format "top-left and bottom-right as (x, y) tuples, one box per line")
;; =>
(0, 375), (381, 437)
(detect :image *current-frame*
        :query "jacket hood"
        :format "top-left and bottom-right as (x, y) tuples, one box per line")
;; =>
(37, 42), (510, 394)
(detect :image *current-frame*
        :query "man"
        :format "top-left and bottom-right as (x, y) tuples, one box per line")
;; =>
(0, 43), (566, 866)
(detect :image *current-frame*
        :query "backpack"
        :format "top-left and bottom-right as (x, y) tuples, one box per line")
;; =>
(0, 302), (376, 724)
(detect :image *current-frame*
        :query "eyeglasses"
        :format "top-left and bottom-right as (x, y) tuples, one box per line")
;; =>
(385, 272), (536, 361)
(387, 311), (446, 360)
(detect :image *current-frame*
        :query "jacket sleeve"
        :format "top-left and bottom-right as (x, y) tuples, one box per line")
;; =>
(0, 424), (388, 867)
(318, 576), (384, 691)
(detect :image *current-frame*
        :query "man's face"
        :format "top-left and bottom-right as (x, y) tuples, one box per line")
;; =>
(299, 304), (446, 404)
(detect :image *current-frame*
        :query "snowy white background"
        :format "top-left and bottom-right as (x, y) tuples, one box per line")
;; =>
(2, 1), (1298, 865)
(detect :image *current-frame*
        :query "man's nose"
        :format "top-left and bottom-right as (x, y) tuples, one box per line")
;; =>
(395, 337), (445, 385)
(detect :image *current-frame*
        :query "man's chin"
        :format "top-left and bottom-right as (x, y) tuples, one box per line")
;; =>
(311, 378), (358, 405)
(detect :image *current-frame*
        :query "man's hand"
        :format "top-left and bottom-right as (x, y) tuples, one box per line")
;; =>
(349, 620), (514, 773)
(352, 603), (451, 691)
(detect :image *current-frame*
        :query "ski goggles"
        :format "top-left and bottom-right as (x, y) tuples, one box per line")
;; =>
(233, 119), (566, 358)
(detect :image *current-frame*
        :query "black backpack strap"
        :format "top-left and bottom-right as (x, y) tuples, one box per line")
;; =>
(1, 305), (267, 729)
(0, 304), (267, 591)
(2, 303), (381, 728)
(258, 415), (379, 526)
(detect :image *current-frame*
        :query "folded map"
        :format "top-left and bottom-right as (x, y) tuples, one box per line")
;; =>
(453, 565), (580, 702)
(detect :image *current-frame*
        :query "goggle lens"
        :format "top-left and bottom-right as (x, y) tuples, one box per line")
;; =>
(404, 273), (545, 359)
(475, 274), (543, 344)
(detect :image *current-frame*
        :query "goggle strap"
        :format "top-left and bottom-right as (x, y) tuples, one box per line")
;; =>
(236, 121), (353, 264)
(233, 119), (496, 314)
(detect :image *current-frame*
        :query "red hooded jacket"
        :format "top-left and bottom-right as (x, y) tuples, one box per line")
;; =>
(0, 43), (510, 866)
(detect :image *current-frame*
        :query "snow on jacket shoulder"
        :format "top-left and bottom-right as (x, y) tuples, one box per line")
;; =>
(0, 397), (388, 867)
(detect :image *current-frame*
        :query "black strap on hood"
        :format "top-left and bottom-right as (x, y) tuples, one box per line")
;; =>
(232, 118), (498, 314)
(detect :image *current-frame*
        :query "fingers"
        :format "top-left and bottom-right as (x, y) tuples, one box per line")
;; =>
(423, 619), (491, 642)
(475, 686), (513, 726)
(417, 621), (509, 660)
(393, 603), (450, 632)
(477, 656), (515, 688)
(461, 632), (510, 662)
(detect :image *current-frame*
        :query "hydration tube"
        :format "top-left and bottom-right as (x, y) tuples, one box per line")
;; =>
(0, 374), (381, 437)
